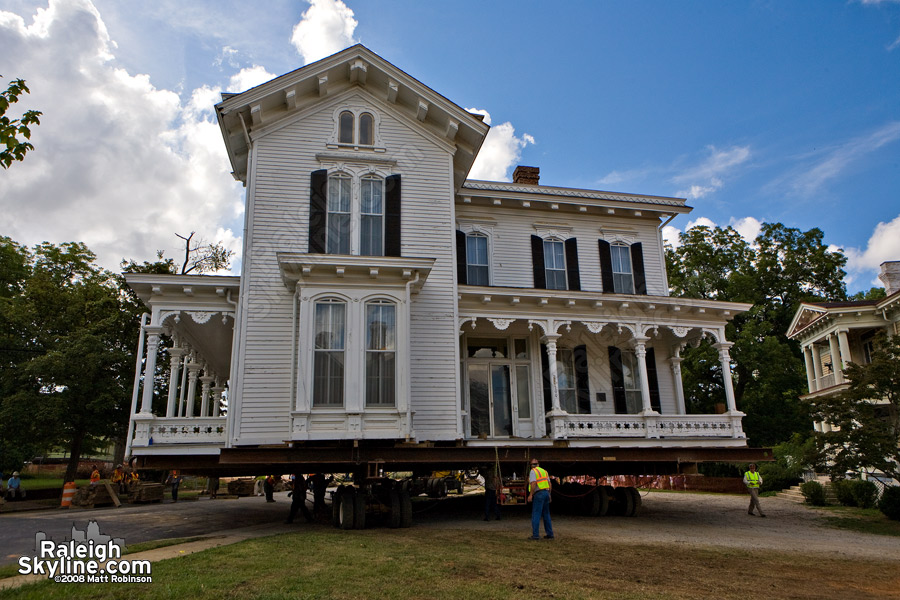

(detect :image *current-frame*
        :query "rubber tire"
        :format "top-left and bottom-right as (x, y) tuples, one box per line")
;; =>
(628, 487), (642, 516)
(339, 488), (356, 530)
(436, 479), (448, 498)
(332, 486), (344, 528)
(389, 489), (402, 528)
(613, 486), (634, 517)
(596, 485), (610, 517)
(582, 487), (601, 516)
(425, 478), (435, 497)
(399, 491), (413, 528)
(353, 489), (366, 529)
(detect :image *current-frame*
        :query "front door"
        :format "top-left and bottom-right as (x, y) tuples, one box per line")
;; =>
(468, 363), (512, 438)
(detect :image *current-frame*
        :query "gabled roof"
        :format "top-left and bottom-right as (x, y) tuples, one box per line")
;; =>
(215, 45), (490, 190)
(787, 303), (829, 338)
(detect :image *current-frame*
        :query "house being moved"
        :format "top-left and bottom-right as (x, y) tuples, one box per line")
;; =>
(124, 46), (766, 525)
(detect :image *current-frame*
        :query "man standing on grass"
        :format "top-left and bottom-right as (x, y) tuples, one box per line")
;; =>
(527, 459), (554, 540)
(744, 463), (766, 517)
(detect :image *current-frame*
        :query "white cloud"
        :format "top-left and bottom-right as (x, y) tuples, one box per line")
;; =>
(729, 216), (762, 243)
(662, 225), (682, 248)
(845, 214), (900, 272)
(465, 108), (535, 181)
(665, 215), (762, 249)
(673, 145), (751, 199)
(227, 65), (277, 93)
(0, 0), (243, 273)
(290, 0), (358, 65)
(686, 217), (717, 230)
(889, 33), (900, 51)
(788, 121), (900, 196)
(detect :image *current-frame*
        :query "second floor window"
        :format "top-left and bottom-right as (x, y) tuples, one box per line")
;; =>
(543, 239), (567, 290)
(611, 243), (634, 294)
(466, 234), (489, 286)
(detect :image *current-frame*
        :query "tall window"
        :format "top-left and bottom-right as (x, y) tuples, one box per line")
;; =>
(365, 301), (396, 406)
(360, 177), (384, 256)
(326, 174), (351, 254)
(466, 233), (489, 286)
(543, 239), (567, 290)
(557, 349), (577, 413)
(313, 300), (346, 407)
(359, 113), (374, 146)
(621, 351), (642, 414)
(611, 243), (634, 294)
(339, 111), (354, 144)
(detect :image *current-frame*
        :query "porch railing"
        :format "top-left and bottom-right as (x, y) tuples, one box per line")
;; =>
(555, 413), (744, 440)
(817, 374), (836, 389)
(132, 417), (227, 446)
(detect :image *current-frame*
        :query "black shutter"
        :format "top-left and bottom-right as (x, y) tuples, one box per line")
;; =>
(384, 174), (402, 256)
(565, 237), (581, 291)
(598, 239), (614, 293)
(540, 343), (552, 414)
(645, 347), (661, 412)
(631, 242), (646, 295)
(531, 235), (546, 289)
(308, 169), (328, 253)
(608, 346), (627, 414)
(456, 230), (467, 285)
(574, 344), (590, 414)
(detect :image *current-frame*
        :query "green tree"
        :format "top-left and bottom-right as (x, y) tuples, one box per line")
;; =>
(1, 76), (42, 168)
(0, 239), (142, 479)
(811, 332), (900, 482)
(666, 223), (847, 447)
(849, 287), (887, 301)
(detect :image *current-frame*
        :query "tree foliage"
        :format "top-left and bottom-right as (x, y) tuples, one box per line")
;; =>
(666, 222), (847, 446)
(0, 238), (142, 478)
(175, 231), (234, 275)
(811, 332), (900, 482)
(1, 76), (42, 169)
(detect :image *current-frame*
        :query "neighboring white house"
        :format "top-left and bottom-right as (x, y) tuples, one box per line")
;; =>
(787, 261), (900, 433)
(124, 46), (756, 467)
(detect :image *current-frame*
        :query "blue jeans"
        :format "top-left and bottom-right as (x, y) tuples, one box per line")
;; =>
(531, 489), (553, 538)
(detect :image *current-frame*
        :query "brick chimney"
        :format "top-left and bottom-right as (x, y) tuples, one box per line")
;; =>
(512, 165), (540, 185)
(878, 261), (900, 296)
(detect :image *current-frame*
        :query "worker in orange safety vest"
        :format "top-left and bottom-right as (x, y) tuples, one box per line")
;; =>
(527, 459), (554, 540)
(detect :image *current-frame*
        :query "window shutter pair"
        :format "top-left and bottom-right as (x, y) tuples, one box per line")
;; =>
(607, 346), (660, 414)
(530, 235), (581, 291)
(308, 170), (401, 256)
(598, 240), (646, 295)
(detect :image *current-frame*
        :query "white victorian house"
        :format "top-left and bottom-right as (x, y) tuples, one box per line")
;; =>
(124, 46), (755, 468)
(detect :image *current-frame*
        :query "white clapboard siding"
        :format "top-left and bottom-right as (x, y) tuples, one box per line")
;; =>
(456, 204), (667, 296)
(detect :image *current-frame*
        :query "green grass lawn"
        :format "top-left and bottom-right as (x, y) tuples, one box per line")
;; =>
(819, 505), (900, 537)
(15, 478), (90, 490)
(3, 528), (899, 599)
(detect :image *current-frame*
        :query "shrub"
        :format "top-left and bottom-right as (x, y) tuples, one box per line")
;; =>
(879, 486), (900, 521)
(849, 480), (878, 509)
(800, 481), (827, 506)
(758, 462), (801, 493)
(831, 479), (855, 506)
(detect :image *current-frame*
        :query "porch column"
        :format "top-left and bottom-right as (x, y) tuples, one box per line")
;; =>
(837, 329), (852, 369)
(139, 326), (164, 414)
(803, 345), (817, 392)
(166, 346), (186, 417)
(828, 334), (843, 383)
(633, 337), (655, 414)
(200, 372), (215, 417)
(178, 352), (190, 416)
(714, 342), (738, 413)
(811, 343), (823, 386)
(185, 361), (201, 417)
(543, 335), (563, 413)
(669, 354), (686, 415)
(211, 378), (225, 417)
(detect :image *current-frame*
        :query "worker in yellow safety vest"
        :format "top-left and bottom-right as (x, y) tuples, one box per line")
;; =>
(743, 463), (766, 517)
(89, 465), (101, 486)
(527, 459), (554, 540)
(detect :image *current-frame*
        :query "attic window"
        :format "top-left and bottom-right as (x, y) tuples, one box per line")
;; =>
(359, 113), (374, 145)
(339, 111), (354, 144)
(329, 107), (383, 150)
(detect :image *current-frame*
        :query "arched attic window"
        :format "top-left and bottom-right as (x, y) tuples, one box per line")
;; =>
(339, 111), (354, 144)
(359, 113), (374, 146)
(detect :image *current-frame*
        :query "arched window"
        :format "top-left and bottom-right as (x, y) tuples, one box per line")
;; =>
(359, 113), (374, 146)
(466, 233), (489, 286)
(365, 300), (396, 407)
(611, 243), (634, 294)
(313, 299), (346, 407)
(326, 174), (351, 254)
(338, 111), (354, 144)
(360, 176), (384, 256)
(543, 238), (567, 290)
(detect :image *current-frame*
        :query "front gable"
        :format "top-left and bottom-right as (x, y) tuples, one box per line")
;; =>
(787, 304), (828, 339)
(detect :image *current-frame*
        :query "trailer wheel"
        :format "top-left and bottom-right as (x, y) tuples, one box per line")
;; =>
(425, 477), (435, 497)
(332, 486), (344, 528)
(339, 488), (356, 530)
(399, 491), (413, 528)
(597, 485), (610, 517)
(628, 487), (642, 516)
(582, 487), (601, 516)
(613, 486), (634, 517)
(389, 489), (402, 528)
(353, 489), (366, 529)
(436, 479), (448, 498)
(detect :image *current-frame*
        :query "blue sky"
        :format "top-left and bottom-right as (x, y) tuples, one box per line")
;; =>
(1, 0), (898, 293)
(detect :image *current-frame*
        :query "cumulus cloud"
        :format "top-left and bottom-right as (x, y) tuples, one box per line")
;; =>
(729, 216), (762, 243)
(665, 215), (763, 249)
(845, 214), (900, 275)
(465, 108), (535, 181)
(290, 0), (358, 65)
(673, 145), (751, 199)
(227, 65), (277, 93)
(0, 0), (243, 273)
